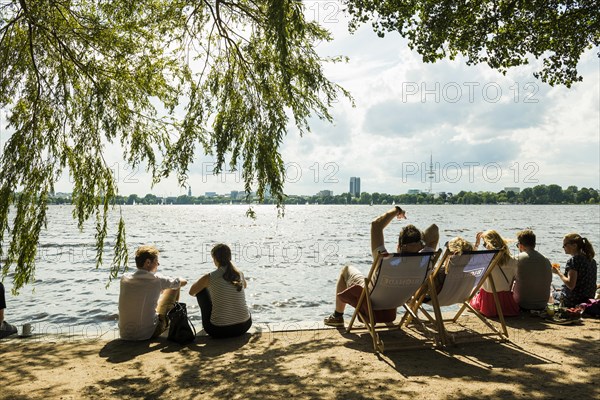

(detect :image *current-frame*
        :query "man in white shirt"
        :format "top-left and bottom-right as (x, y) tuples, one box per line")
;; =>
(118, 245), (187, 340)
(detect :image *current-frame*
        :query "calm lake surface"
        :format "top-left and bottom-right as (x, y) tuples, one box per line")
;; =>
(2, 204), (599, 337)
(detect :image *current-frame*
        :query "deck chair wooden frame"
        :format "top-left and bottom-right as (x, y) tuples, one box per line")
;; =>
(411, 248), (509, 347)
(345, 250), (441, 353)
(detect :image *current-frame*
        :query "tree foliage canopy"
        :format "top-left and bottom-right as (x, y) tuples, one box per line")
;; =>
(345, 0), (600, 86)
(0, 0), (348, 291)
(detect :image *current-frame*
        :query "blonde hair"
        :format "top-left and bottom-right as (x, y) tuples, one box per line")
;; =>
(448, 237), (473, 255)
(446, 237), (474, 273)
(564, 233), (595, 260)
(481, 230), (511, 266)
(135, 245), (159, 269)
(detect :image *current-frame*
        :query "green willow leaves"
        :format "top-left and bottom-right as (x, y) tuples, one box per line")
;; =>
(344, 0), (599, 87)
(0, 0), (349, 292)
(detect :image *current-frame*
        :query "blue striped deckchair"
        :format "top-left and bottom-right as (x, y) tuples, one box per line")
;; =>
(343, 250), (441, 353)
(412, 248), (509, 346)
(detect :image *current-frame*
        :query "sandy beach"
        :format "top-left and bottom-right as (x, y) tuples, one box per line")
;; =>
(1, 314), (598, 399)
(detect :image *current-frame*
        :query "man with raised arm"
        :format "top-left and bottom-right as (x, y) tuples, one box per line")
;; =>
(324, 206), (426, 327)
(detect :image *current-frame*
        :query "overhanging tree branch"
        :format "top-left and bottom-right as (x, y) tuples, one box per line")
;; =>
(0, 0), (350, 291)
(343, 0), (599, 86)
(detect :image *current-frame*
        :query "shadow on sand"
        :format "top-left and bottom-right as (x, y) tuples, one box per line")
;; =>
(1, 315), (597, 399)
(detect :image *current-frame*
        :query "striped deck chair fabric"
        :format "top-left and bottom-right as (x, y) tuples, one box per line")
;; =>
(344, 251), (440, 352)
(420, 249), (509, 346)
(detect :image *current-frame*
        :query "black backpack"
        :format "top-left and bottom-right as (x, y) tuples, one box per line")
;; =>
(167, 302), (196, 344)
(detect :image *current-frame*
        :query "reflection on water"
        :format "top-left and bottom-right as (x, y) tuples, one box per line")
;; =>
(2, 204), (599, 333)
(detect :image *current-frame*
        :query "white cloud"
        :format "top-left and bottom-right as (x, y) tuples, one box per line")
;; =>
(293, 13), (600, 195)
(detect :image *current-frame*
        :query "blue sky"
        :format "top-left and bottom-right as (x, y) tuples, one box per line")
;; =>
(1, 1), (598, 198)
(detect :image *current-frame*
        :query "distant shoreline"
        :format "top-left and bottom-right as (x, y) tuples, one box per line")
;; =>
(43, 184), (600, 206)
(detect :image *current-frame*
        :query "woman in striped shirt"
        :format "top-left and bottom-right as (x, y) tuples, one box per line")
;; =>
(189, 244), (252, 338)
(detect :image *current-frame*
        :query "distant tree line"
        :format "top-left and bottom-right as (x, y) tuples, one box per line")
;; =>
(45, 184), (599, 206)
(283, 184), (599, 205)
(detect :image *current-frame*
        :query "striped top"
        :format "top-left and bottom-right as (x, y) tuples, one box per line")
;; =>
(208, 267), (251, 326)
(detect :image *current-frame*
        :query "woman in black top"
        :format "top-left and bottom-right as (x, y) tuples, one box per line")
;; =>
(553, 233), (597, 307)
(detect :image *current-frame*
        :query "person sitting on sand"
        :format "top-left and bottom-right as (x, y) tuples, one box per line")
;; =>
(0, 282), (18, 338)
(324, 206), (425, 327)
(189, 243), (252, 338)
(551, 233), (597, 307)
(470, 230), (520, 317)
(118, 245), (188, 341)
(512, 230), (552, 311)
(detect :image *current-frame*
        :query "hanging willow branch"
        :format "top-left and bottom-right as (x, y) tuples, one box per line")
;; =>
(0, 0), (350, 292)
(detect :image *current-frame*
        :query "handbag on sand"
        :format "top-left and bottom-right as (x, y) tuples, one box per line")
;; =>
(167, 302), (196, 344)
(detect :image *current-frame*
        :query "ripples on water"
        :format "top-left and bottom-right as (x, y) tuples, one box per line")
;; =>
(2, 204), (599, 335)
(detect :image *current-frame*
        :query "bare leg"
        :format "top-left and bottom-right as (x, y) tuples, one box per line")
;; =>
(334, 266), (352, 314)
(0, 308), (4, 326)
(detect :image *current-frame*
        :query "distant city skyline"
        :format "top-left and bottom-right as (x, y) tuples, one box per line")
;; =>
(48, 183), (599, 207)
(50, 184), (599, 201)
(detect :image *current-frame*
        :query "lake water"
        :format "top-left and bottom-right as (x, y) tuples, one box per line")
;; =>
(2, 204), (599, 338)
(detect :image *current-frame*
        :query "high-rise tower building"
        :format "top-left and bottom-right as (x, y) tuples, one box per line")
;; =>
(426, 153), (435, 194)
(349, 177), (361, 197)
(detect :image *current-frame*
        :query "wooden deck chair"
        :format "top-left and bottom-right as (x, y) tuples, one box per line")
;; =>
(412, 248), (509, 347)
(343, 250), (441, 353)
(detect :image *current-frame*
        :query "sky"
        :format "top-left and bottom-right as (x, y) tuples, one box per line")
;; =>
(1, 1), (599, 198)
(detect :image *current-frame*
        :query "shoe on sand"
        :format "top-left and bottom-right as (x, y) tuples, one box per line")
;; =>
(0, 321), (18, 339)
(529, 309), (548, 318)
(324, 314), (344, 327)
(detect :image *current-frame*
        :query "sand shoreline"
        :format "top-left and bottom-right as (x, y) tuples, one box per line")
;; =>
(1, 314), (599, 399)
(1, 320), (342, 343)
